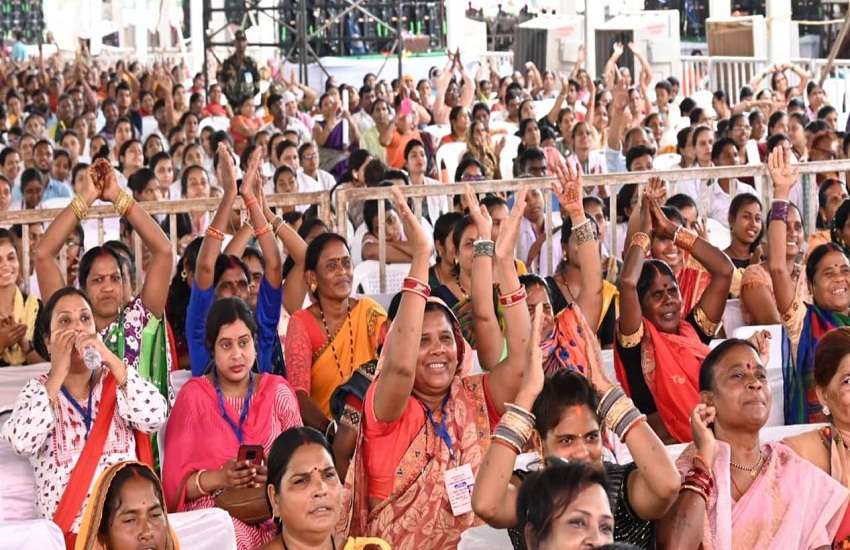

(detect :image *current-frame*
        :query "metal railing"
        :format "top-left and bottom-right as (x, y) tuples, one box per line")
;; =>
(332, 159), (850, 291)
(681, 55), (769, 100)
(5, 160), (850, 295)
(2, 192), (333, 293)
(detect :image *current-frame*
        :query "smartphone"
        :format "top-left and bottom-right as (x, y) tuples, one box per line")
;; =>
(237, 444), (265, 466)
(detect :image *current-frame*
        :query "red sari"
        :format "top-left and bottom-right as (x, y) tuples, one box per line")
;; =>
(615, 318), (709, 442)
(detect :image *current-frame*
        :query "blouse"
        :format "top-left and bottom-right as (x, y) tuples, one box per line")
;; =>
(1, 367), (167, 531)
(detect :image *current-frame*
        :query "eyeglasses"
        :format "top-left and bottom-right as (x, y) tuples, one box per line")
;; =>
(323, 257), (352, 273)
(461, 174), (485, 182)
(218, 280), (249, 294)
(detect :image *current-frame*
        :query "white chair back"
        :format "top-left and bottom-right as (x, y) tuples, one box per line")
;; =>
(498, 134), (521, 179)
(653, 153), (681, 171)
(352, 261), (411, 294)
(823, 78), (845, 111)
(349, 222), (368, 267)
(436, 141), (468, 183)
(423, 124), (451, 144)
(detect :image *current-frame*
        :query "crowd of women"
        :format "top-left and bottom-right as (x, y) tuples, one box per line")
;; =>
(5, 37), (850, 550)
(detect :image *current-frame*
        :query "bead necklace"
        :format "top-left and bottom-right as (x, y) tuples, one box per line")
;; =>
(730, 451), (765, 477)
(454, 270), (469, 299)
(318, 298), (354, 382)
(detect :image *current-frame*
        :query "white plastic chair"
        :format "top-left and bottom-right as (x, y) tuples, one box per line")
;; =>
(436, 141), (468, 183)
(839, 111), (850, 133)
(824, 78), (845, 111)
(140, 116), (159, 140)
(349, 222), (368, 267)
(423, 124), (451, 144)
(653, 153), (681, 171)
(498, 134), (521, 179)
(351, 261), (411, 294)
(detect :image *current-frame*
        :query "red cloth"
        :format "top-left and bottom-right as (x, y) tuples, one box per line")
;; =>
(615, 318), (708, 443)
(53, 373), (152, 548)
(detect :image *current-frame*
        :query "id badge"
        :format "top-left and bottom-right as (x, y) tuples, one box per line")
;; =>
(245, 72), (253, 84)
(443, 463), (475, 516)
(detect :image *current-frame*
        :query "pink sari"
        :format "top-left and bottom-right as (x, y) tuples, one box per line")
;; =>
(675, 440), (849, 550)
(162, 374), (302, 549)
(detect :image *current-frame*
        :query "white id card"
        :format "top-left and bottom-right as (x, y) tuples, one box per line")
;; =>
(444, 463), (475, 516)
(245, 72), (253, 84)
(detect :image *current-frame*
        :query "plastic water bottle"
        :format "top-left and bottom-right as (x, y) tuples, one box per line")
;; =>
(82, 345), (102, 370)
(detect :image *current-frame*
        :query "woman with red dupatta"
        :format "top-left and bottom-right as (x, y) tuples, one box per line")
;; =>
(614, 193), (734, 444)
(1, 288), (167, 548)
(344, 184), (531, 549)
(163, 298), (302, 550)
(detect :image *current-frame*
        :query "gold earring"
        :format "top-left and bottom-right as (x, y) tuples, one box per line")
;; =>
(181, 270), (187, 281)
(310, 282), (317, 293)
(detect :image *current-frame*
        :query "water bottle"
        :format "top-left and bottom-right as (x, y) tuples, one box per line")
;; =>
(82, 345), (102, 370)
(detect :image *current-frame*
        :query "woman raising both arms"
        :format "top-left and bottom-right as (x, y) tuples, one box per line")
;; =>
(34, 158), (173, 373)
(345, 185), (531, 549)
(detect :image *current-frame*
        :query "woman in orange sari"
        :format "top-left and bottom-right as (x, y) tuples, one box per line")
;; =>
(615, 195), (734, 443)
(344, 185), (532, 549)
(284, 233), (387, 432)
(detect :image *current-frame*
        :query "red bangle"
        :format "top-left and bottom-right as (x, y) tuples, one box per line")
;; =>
(403, 277), (431, 298)
(244, 196), (259, 209)
(205, 227), (225, 241)
(254, 223), (273, 237)
(499, 285), (527, 308)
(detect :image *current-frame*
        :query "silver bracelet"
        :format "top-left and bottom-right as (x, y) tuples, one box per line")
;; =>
(473, 239), (496, 258)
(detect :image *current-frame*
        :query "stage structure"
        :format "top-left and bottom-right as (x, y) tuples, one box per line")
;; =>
(201, 0), (446, 88)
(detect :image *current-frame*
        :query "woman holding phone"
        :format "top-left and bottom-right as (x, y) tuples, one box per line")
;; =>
(163, 298), (302, 550)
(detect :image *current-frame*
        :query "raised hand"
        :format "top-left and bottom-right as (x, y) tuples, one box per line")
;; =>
(612, 42), (624, 57)
(648, 196), (679, 240)
(690, 403), (717, 468)
(47, 328), (77, 381)
(552, 158), (583, 219)
(496, 186), (528, 260)
(242, 147), (264, 199)
(612, 77), (629, 110)
(767, 146), (799, 200)
(747, 329), (772, 364)
(517, 303), (546, 404)
(216, 143), (237, 197)
(645, 176), (667, 204)
(390, 185), (432, 259)
(464, 184), (493, 241)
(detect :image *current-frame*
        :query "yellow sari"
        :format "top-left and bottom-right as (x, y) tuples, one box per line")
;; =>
(1, 288), (39, 366)
(75, 461), (179, 550)
(311, 298), (387, 417)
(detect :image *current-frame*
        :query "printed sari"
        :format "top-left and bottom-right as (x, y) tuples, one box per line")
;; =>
(615, 318), (708, 443)
(53, 373), (155, 548)
(75, 461), (179, 550)
(342, 298), (495, 549)
(286, 298), (386, 418)
(678, 264), (710, 316)
(675, 441), (849, 550)
(541, 302), (604, 377)
(791, 304), (850, 424)
(0, 287), (39, 366)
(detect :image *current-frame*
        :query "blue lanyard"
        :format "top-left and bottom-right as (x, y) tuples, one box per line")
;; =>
(213, 371), (254, 444)
(423, 395), (454, 461)
(61, 373), (95, 437)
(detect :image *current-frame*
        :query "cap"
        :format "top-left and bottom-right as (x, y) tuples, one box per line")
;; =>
(281, 91), (296, 103)
(234, 30), (247, 41)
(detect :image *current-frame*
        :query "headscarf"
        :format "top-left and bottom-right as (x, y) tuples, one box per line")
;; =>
(75, 461), (180, 550)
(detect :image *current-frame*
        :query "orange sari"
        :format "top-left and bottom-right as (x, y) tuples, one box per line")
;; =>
(615, 318), (708, 443)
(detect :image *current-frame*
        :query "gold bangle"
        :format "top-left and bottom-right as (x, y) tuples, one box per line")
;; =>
(195, 469), (210, 496)
(113, 189), (136, 217)
(692, 304), (721, 336)
(673, 226), (698, 252)
(69, 194), (89, 221)
(630, 232), (651, 255)
(617, 322), (644, 349)
(604, 395), (636, 433)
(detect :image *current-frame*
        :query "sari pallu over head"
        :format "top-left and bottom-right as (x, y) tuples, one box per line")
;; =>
(614, 317), (708, 443)
(342, 298), (489, 550)
(791, 304), (850, 424)
(161, 374), (290, 512)
(675, 441), (849, 550)
(75, 461), (180, 550)
(311, 298), (386, 418)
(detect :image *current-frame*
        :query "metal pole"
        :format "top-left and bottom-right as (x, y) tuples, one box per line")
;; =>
(819, 15), (850, 87)
(202, 0), (210, 89)
(299, 0), (309, 87)
(397, 4), (403, 80)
